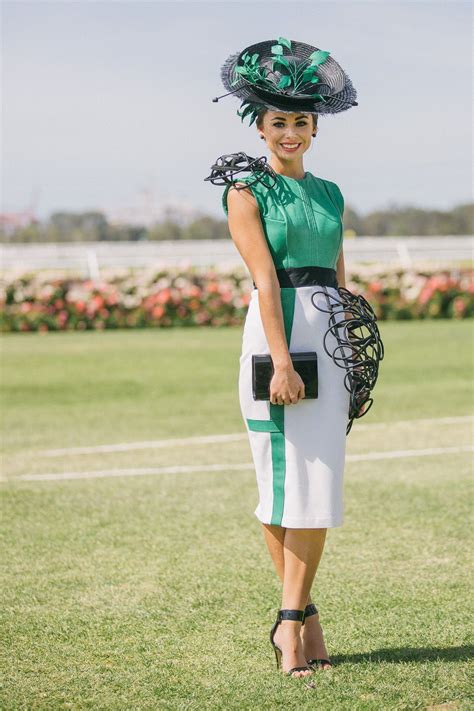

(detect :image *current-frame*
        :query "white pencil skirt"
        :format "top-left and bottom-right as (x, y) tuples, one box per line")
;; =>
(239, 285), (351, 529)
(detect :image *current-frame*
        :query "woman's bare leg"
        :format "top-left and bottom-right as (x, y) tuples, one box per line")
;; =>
(261, 524), (285, 582)
(262, 524), (331, 671)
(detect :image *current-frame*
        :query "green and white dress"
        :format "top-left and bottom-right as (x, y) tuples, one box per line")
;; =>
(222, 171), (350, 528)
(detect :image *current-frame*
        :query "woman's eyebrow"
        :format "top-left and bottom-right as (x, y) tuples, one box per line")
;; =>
(271, 115), (308, 121)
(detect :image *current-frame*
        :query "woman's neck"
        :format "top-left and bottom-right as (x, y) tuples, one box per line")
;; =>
(269, 157), (306, 180)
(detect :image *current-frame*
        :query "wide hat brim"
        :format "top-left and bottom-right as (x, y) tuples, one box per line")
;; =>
(220, 38), (358, 115)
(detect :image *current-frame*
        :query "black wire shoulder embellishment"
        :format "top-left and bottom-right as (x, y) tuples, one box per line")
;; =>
(311, 285), (385, 436)
(203, 152), (278, 190)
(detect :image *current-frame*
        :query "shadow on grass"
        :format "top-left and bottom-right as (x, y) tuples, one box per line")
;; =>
(332, 645), (474, 665)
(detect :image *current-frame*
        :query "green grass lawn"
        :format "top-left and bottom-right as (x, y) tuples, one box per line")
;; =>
(1, 321), (473, 710)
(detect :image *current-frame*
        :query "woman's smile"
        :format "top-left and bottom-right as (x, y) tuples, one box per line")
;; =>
(280, 142), (302, 152)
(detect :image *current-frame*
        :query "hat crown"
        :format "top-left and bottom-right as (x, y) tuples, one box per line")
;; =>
(232, 38), (332, 100)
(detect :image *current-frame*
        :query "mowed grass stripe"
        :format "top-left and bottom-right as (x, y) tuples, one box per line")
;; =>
(33, 414), (474, 457)
(11, 444), (474, 482)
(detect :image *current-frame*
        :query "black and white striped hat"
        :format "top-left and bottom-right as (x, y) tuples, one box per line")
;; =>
(212, 37), (358, 125)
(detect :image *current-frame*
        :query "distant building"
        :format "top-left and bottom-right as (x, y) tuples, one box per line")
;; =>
(104, 189), (201, 228)
(0, 211), (38, 236)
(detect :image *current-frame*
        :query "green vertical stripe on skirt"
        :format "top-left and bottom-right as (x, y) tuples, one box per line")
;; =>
(245, 288), (296, 525)
(269, 288), (296, 525)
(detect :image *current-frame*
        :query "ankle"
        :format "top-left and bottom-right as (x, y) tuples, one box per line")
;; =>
(281, 619), (303, 633)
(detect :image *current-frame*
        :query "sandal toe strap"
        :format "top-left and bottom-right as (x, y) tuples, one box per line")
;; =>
(287, 665), (313, 675)
(308, 658), (332, 666)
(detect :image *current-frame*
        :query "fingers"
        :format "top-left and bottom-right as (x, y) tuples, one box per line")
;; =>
(270, 393), (287, 405)
(269, 374), (306, 405)
(270, 387), (305, 406)
(291, 386), (305, 403)
(270, 393), (285, 405)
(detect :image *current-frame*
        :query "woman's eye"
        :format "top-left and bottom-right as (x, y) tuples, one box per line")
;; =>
(273, 122), (307, 127)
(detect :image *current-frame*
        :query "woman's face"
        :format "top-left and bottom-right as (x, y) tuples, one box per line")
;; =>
(258, 111), (315, 160)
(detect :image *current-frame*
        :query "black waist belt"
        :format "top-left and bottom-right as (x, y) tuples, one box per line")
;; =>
(252, 266), (338, 289)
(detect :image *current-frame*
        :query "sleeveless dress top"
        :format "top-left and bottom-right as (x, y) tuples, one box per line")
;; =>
(222, 171), (344, 272)
(222, 170), (350, 529)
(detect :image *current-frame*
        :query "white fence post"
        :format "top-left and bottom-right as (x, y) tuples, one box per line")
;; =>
(396, 240), (413, 269)
(85, 249), (100, 281)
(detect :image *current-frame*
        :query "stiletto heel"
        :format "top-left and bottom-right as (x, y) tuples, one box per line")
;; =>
(273, 645), (282, 669)
(269, 608), (315, 677)
(302, 603), (333, 669)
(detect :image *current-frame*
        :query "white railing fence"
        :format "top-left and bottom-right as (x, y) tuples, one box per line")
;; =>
(1, 237), (472, 278)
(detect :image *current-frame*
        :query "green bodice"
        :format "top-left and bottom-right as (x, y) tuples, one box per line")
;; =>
(222, 171), (344, 271)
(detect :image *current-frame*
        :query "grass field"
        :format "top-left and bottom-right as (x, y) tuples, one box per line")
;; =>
(1, 321), (473, 710)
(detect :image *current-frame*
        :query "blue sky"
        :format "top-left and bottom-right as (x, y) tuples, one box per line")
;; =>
(2, 0), (472, 221)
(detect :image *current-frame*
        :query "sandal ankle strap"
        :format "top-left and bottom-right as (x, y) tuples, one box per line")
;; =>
(302, 603), (318, 625)
(278, 608), (305, 622)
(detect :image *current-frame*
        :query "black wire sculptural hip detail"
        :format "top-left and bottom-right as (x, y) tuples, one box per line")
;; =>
(311, 285), (385, 436)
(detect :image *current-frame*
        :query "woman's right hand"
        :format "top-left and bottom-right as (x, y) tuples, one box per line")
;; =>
(269, 365), (305, 405)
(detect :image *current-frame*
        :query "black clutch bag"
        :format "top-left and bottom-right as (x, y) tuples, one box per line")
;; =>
(251, 351), (318, 401)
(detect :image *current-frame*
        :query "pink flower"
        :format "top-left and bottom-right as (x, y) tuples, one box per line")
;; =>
(419, 287), (434, 305)
(195, 312), (210, 324)
(368, 281), (383, 294)
(91, 295), (104, 310)
(220, 290), (233, 303)
(152, 305), (165, 319)
(156, 289), (172, 304)
(452, 297), (466, 317)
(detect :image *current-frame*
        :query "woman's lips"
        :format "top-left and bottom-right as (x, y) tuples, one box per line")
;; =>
(280, 143), (301, 152)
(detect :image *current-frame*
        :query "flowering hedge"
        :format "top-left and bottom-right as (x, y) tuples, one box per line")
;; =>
(0, 265), (472, 332)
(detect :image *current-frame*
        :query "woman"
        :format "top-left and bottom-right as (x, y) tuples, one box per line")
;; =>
(208, 38), (381, 682)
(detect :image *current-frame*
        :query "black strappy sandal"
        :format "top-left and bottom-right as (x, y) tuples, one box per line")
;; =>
(302, 603), (333, 669)
(269, 608), (315, 678)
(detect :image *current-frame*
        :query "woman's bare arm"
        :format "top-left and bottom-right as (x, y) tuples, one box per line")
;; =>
(227, 183), (291, 368)
(336, 245), (346, 288)
(226, 183), (304, 404)
(336, 244), (353, 322)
